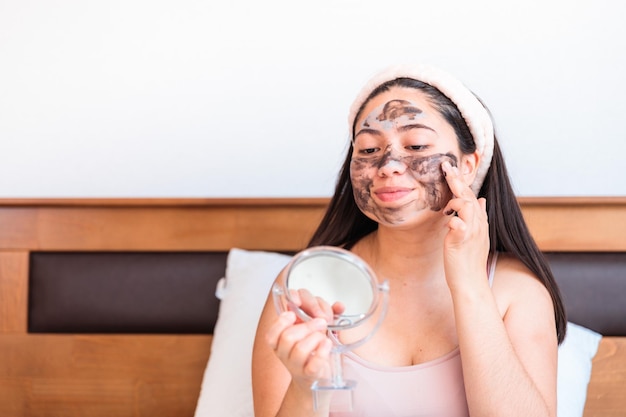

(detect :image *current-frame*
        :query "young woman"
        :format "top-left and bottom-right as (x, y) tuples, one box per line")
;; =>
(252, 64), (566, 417)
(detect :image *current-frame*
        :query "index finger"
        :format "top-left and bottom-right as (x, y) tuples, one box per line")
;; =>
(297, 289), (333, 322)
(442, 160), (474, 199)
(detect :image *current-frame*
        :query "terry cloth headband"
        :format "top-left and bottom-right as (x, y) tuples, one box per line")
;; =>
(348, 64), (495, 195)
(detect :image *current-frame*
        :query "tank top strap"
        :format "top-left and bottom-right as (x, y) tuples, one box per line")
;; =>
(487, 252), (498, 288)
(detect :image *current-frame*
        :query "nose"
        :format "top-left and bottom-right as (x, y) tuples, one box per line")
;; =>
(377, 147), (407, 176)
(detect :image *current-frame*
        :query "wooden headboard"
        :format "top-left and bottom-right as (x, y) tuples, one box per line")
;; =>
(0, 197), (625, 417)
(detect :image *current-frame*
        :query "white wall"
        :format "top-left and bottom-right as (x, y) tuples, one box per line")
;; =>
(1, 0), (625, 198)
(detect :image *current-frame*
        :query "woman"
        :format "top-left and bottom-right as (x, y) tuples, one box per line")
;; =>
(252, 64), (566, 417)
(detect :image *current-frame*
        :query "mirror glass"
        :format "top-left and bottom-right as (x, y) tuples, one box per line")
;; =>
(285, 246), (378, 330)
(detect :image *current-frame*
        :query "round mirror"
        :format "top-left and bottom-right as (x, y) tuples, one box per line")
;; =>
(284, 246), (379, 331)
(272, 245), (389, 412)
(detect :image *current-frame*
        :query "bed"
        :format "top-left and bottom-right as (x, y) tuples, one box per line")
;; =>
(0, 197), (624, 417)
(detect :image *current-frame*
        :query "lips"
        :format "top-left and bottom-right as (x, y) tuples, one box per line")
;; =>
(373, 186), (413, 203)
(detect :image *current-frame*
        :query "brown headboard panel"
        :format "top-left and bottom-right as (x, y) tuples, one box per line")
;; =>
(547, 252), (626, 336)
(28, 252), (229, 333)
(0, 197), (625, 417)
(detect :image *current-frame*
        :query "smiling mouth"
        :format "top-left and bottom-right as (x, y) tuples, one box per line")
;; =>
(373, 188), (413, 203)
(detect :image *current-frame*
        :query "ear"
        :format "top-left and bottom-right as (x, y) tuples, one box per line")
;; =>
(460, 151), (480, 187)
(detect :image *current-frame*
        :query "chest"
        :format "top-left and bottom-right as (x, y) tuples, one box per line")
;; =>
(339, 284), (458, 367)
(335, 349), (469, 417)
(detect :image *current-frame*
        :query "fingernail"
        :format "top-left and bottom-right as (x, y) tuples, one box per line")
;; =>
(320, 338), (333, 354)
(311, 318), (327, 330)
(281, 311), (295, 321)
(441, 161), (451, 175)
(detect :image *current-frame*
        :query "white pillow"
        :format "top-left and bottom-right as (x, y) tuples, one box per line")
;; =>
(194, 248), (291, 417)
(557, 321), (602, 417)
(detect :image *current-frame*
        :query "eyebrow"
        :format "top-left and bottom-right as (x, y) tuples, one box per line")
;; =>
(354, 123), (435, 139)
(354, 128), (381, 139)
(398, 123), (435, 133)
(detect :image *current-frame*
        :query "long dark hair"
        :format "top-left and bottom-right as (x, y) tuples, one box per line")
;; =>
(308, 78), (567, 343)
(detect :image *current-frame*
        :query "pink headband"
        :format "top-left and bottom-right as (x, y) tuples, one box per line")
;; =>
(348, 64), (495, 195)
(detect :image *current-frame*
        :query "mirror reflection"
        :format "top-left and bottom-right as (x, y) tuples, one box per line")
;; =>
(285, 247), (378, 330)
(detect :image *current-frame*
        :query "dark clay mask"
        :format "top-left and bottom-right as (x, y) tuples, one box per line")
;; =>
(350, 152), (457, 224)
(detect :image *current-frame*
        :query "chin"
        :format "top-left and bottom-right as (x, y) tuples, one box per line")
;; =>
(372, 207), (425, 228)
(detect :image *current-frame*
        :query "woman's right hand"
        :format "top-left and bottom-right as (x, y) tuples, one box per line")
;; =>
(289, 288), (346, 324)
(265, 310), (333, 390)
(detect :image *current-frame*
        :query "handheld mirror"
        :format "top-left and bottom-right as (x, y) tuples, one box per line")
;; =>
(272, 246), (389, 412)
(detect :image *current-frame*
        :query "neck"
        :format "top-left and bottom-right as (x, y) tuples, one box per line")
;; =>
(356, 224), (447, 284)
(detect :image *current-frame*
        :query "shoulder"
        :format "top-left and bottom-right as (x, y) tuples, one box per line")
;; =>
(492, 252), (558, 358)
(491, 252), (554, 320)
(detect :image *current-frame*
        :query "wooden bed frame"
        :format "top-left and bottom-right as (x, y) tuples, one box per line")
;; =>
(0, 197), (624, 417)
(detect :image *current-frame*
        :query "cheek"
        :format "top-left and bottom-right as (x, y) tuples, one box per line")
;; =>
(350, 159), (375, 209)
(407, 153), (455, 180)
(406, 153), (457, 211)
(350, 158), (375, 185)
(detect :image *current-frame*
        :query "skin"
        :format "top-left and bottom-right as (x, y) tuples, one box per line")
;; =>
(252, 87), (558, 417)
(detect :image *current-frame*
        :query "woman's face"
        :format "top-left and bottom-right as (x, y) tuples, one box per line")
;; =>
(350, 86), (465, 227)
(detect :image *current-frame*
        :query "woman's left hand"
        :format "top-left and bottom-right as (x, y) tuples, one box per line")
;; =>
(441, 161), (490, 292)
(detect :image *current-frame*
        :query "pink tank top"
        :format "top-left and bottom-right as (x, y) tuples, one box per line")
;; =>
(330, 253), (498, 417)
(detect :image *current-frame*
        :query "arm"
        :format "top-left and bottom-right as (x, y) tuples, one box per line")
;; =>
(452, 257), (557, 417)
(442, 161), (557, 417)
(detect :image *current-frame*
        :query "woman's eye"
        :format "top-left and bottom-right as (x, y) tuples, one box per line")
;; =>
(407, 145), (427, 151)
(360, 148), (379, 155)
